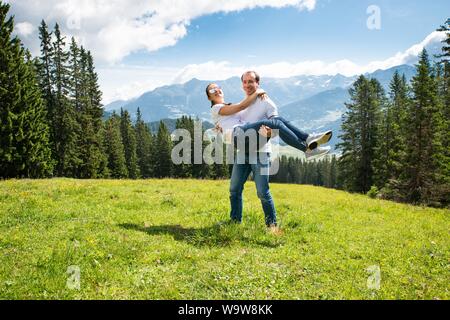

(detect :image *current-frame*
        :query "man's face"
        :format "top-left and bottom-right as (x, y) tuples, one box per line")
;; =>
(242, 72), (259, 96)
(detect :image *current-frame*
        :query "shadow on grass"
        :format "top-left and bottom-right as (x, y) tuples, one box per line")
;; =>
(119, 223), (283, 248)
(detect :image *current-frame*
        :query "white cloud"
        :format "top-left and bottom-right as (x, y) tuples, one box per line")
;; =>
(14, 22), (34, 37)
(171, 61), (242, 84)
(101, 30), (446, 104)
(8, 0), (316, 64)
(363, 31), (446, 72)
(171, 31), (447, 83)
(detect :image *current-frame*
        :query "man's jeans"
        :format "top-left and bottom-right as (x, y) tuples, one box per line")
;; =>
(229, 152), (277, 226)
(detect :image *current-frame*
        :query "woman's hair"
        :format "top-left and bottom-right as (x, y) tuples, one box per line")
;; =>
(206, 83), (216, 107)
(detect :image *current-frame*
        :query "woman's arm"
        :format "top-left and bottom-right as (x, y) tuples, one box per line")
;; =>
(218, 89), (266, 116)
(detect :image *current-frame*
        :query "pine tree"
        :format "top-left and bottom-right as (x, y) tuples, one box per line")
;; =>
(36, 20), (55, 158)
(211, 142), (229, 180)
(0, 2), (53, 178)
(192, 118), (210, 179)
(400, 49), (440, 204)
(432, 20), (450, 206)
(104, 112), (127, 179)
(67, 37), (83, 178)
(173, 116), (193, 178)
(135, 108), (154, 178)
(337, 75), (383, 193)
(154, 121), (173, 178)
(120, 109), (140, 179)
(329, 155), (338, 189)
(373, 71), (408, 189)
(437, 18), (450, 63)
(52, 23), (81, 176)
(68, 38), (81, 113)
(74, 48), (108, 178)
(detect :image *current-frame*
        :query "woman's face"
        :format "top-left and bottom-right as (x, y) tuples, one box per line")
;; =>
(207, 84), (224, 103)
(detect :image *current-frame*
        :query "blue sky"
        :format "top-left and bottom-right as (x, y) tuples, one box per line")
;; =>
(123, 0), (448, 67)
(8, 0), (450, 103)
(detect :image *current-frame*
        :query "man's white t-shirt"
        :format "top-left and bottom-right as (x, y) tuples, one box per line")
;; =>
(211, 97), (279, 152)
(238, 97), (279, 153)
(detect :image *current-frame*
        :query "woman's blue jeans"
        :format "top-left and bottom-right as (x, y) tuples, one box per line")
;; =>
(233, 116), (309, 152)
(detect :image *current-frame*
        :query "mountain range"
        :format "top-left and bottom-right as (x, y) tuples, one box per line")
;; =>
(104, 64), (417, 150)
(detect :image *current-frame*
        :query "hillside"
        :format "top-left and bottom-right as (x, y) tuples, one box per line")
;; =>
(0, 179), (448, 300)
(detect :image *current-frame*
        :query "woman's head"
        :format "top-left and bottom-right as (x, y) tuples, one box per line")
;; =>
(206, 83), (224, 106)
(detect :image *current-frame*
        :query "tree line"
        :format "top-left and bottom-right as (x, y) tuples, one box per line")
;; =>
(336, 18), (449, 207)
(271, 155), (340, 189)
(0, 2), (447, 207)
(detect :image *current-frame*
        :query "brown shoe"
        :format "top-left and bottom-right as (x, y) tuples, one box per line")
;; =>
(267, 224), (283, 236)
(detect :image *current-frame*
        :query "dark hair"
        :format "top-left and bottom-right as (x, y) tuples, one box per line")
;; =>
(206, 83), (215, 107)
(241, 71), (260, 83)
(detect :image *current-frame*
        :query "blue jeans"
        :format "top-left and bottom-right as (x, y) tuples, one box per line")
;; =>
(234, 116), (309, 152)
(229, 152), (277, 226)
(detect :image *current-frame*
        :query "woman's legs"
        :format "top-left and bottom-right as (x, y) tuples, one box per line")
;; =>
(275, 116), (309, 141)
(235, 117), (308, 152)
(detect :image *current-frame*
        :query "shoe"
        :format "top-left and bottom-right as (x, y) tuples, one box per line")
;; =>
(305, 146), (331, 161)
(267, 224), (283, 236)
(306, 131), (333, 150)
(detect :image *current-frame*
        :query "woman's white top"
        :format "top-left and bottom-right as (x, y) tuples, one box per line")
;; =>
(211, 104), (244, 144)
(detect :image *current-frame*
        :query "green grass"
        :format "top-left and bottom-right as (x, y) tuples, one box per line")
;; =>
(0, 179), (448, 300)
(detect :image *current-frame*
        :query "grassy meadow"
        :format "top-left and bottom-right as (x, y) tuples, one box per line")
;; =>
(0, 179), (448, 300)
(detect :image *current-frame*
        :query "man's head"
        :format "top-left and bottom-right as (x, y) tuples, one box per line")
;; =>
(241, 71), (260, 96)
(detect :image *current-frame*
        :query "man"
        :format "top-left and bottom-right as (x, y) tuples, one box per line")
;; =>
(228, 71), (331, 232)
(229, 71), (280, 231)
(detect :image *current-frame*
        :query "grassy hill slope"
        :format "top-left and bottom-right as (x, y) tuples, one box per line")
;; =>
(0, 179), (448, 299)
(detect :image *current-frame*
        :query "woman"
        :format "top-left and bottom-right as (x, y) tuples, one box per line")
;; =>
(206, 83), (332, 158)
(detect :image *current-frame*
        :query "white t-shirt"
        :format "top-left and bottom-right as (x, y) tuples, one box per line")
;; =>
(211, 97), (279, 152)
(211, 104), (245, 144)
(239, 97), (279, 124)
(239, 97), (279, 153)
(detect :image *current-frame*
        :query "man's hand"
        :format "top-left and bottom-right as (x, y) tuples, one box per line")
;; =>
(259, 125), (272, 138)
(259, 93), (268, 101)
(256, 88), (268, 101)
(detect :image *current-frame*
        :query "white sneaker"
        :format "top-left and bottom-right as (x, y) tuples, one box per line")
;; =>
(305, 146), (331, 161)
(306, 131), (333, 150)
